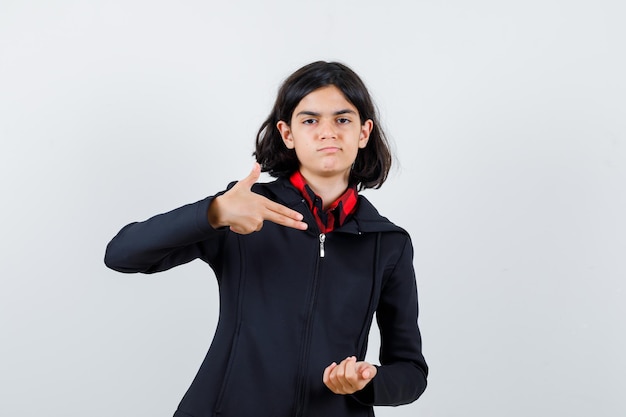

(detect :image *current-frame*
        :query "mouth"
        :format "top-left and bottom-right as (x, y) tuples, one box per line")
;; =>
(318, 146), (341, 153)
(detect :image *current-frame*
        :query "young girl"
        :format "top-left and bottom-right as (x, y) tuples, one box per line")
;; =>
(105, 61), (428, 417)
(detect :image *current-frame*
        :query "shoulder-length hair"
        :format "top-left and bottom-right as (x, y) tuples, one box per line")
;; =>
(254, 61), (392, 190)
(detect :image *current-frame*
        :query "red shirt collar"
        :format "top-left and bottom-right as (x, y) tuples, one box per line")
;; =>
(289, 171), (359, 233)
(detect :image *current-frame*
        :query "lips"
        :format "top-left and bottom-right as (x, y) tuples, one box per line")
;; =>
(318, 146), (341, 153)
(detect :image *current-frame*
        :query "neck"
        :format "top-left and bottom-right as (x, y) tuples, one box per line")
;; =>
(300, 171), (350, 210)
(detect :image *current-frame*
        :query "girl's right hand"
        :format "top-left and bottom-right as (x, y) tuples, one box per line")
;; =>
(207, 163), (309, 234)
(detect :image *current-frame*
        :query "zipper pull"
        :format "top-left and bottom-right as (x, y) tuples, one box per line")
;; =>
(319, 233), (326, 258)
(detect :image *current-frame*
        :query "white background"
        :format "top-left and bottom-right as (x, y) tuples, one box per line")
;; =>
(1, 1), (625, 416)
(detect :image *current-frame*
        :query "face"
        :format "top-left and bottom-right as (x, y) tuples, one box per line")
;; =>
(276, 85), (373, 185)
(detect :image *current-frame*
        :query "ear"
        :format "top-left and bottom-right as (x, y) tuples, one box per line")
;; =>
(276, 120), (295, 149)
(359, 119), (373, 149)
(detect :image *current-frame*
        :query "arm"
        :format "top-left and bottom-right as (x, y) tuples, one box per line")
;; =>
(104, 194), (226, 274)
(351, 235), (428, 406)
(104, 165), (308, 274)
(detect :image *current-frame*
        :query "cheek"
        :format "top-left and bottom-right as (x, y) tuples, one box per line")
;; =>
(292, 144), (309, 161)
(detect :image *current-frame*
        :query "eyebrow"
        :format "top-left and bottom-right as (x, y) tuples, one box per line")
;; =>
(295, 109), (357, 118)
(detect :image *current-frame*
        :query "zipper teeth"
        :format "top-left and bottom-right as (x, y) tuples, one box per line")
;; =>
(294, 232), (323, 417)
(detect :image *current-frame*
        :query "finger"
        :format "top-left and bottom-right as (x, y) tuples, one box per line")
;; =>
(261, 200), (308, 230)
(343, 356), (358, 385)
(237, 162), (261, 189)
(356, 361), (377, 381)
(333, 357), (356, 393)
(263, 210), (308, 230)
(324, 363), (342, 394)
(263, 198), (304, 221)
(323, 362), (337, 386)
(327, 361), (346, 393)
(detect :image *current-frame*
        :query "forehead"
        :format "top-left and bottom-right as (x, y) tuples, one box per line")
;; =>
(294, 85), (357, 113)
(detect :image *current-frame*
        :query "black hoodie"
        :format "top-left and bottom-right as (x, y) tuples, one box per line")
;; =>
(105, 177), (428, 417)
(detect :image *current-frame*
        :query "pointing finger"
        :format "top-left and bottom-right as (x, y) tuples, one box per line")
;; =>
(263, 208), (308, 230)
(261, 197), (308, 230)
(263, 198), (304, 220)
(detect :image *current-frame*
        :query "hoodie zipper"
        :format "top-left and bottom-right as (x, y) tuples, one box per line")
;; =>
(293, 232), (324, 417)
(293, 203), (325, 416)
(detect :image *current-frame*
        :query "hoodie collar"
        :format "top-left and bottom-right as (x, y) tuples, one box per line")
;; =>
(263, 177), (408, 235)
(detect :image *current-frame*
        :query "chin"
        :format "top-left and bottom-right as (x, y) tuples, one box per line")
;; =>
(320, 167), (351, 177)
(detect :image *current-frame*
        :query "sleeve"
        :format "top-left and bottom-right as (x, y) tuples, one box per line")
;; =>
(352, 235), (428, 406)
(104, 190), (229, 274)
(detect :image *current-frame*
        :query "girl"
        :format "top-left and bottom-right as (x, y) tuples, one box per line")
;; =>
(105, 61), (428, 417)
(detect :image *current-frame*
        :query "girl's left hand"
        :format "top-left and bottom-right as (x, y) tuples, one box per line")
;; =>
(322, 356), (377, 394)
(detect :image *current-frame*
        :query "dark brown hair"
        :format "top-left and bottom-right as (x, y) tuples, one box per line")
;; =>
(254, 61), (392, 190)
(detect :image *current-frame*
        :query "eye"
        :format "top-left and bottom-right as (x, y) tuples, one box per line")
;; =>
(302, 118), (317, 125)
(336, 117), (351, 124)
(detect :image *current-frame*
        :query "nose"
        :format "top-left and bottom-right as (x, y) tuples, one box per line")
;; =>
(319, 119), (337, 140)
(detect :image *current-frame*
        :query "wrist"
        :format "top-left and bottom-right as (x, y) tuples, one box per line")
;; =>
(207, 196), (226, 228)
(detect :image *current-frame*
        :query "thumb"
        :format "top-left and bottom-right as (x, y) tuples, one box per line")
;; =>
(356, 361), (377, 380)
(239, 163), (261, 189)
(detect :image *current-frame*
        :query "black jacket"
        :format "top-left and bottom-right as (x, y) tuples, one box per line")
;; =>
(104, 177), (428, 417)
